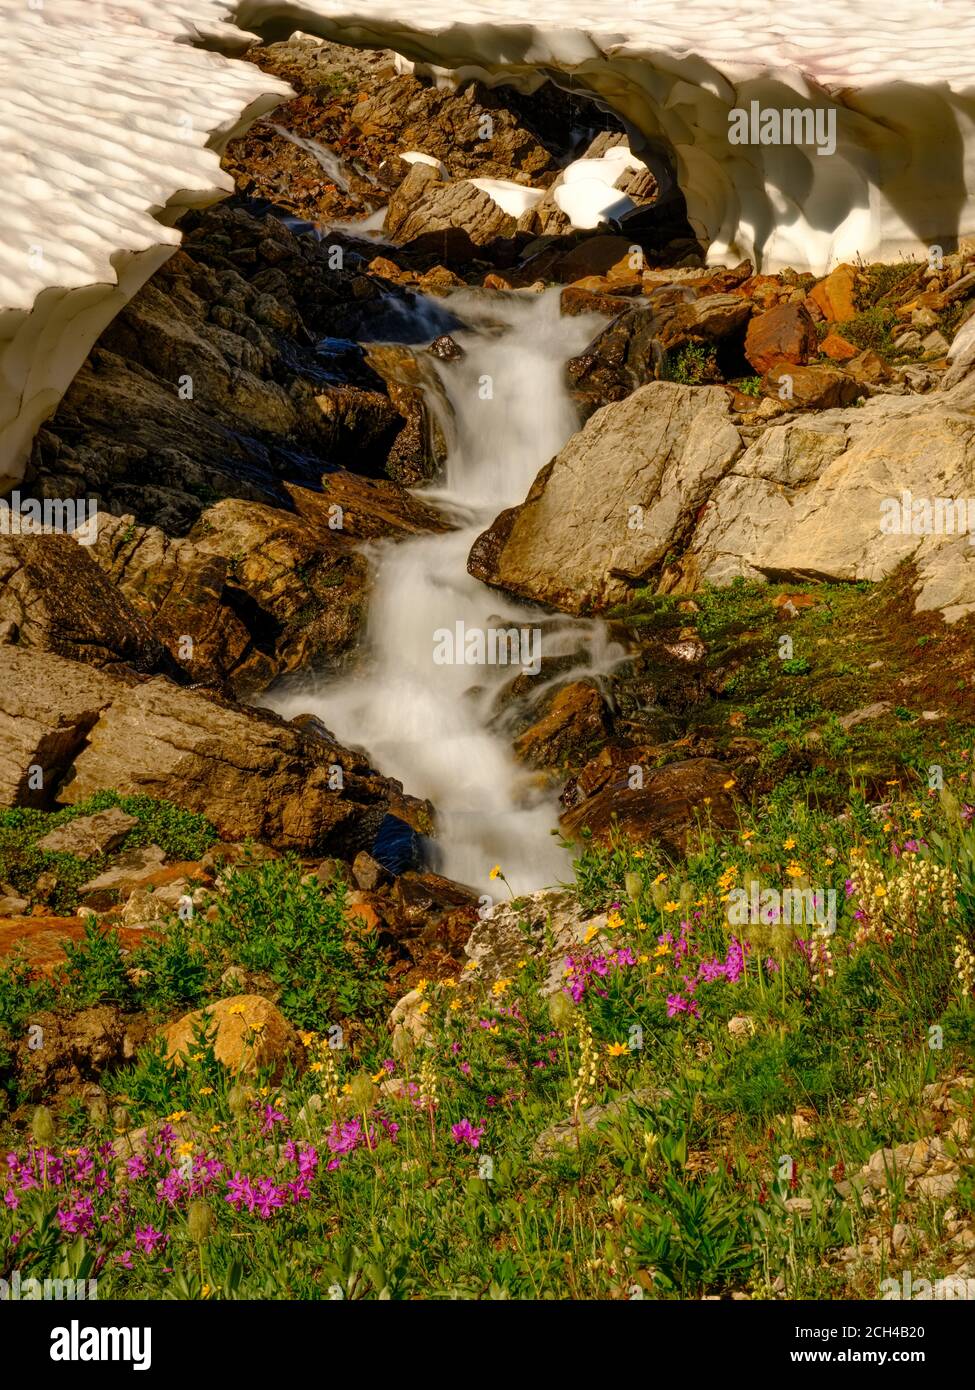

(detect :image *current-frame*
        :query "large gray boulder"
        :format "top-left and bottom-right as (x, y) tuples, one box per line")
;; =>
(468, 382), (742, 613)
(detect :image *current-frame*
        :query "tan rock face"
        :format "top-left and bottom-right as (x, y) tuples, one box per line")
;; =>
(0, 647), (120, 808)
(468, 382), (742, 614)
(58, 675), (408, 853)
(159, 995), (302, 1080)
(744, 303), (818, 374)
(683, 380), (975, 621)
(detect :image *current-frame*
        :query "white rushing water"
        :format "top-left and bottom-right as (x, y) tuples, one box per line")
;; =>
(265, 288), (624, 895)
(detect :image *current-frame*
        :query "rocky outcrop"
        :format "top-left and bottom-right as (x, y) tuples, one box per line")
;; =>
(680, 379), (975, 621)
(159, 995), (302, 1081)
(0, 534), (171, 676)
(59, 675), (421, 853)
(469, 382), (742, 613)
(384, 162), (518, 251)
(0, 645), (428, 853)
(0, 647), (121, 809)
(83, 478), (450, 693)
(29, 205), (424, 535)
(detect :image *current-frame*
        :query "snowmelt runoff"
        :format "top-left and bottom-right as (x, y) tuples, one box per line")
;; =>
(3, 0), (975, 477)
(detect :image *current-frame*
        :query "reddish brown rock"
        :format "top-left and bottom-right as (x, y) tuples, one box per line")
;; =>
(805, 264), (858, 324)
(559, 757), (738, 852)
(760, 363), (864, 410)
(745, 303), (819, 374)
(820, 332), (858, 362)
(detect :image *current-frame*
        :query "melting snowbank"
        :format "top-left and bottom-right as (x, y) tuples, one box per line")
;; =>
(236, 0), (975, 275)
(0, 1), (291, 481)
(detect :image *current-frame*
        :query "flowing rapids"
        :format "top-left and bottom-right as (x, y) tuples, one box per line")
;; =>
(265, 288), (625, 895)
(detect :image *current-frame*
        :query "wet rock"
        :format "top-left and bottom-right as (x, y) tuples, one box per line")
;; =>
(559, 757), (738, 852)
(513, 682), (610, 770)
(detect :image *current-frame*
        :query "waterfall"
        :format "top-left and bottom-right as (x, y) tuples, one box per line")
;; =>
(265, 287), (624, 895)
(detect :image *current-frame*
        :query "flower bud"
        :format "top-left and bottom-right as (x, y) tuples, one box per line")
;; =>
(188, 1199), (215, 1244)
(31, 1105), (55, 1148)
(548, 991), (575, 1029)
(228, 1084), (250, 1118)
(624, 871), (643, 903)
(348, 1073), (377, 1112)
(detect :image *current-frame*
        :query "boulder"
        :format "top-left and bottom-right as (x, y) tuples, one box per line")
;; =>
(159, 995), (302, 1080)
(0, 534), (170, 675)
(820, 332), (858, 363)
(805, 264), (858, 323)
(658, 293), (753, 350)
(760, 363), (864, 410)
(53, 671), (424, 854)
(469, 383), (742, 613)
(681, 383), (975, 621)
(744, 303), (818, 373)
(35, 807), (137, 859)
(0, 647), (120, 808)
(384, 163), (517, 249)
(559, 757), (738, 851)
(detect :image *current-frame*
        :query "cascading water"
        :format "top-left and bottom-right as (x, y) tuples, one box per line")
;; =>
(265, 288), (625, 895)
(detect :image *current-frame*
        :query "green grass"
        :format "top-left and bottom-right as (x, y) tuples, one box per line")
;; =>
(0, 776), (971, 1300)
(0, 794), (217, 915)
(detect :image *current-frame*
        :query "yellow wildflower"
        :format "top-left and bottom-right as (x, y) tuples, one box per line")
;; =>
(165, 1111), (187, 1124)
(782, 838), (796, 850)
(489, 865), (501, 880)
(607, 1042), (629, 1057)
